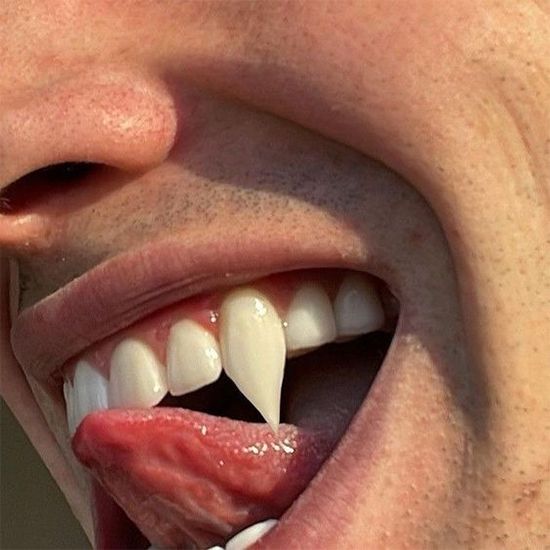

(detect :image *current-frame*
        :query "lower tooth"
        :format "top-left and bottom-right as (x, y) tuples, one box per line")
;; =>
(225, 519), (278, 550)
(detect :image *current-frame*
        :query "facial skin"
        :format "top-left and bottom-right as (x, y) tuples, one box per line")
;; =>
(1, 1), (549, 548)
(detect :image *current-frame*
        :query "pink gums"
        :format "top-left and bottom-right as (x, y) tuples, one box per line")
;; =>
(67, 269), (348, 379)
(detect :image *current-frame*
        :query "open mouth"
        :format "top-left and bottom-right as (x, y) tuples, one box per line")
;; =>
(58, 268), (397, 549)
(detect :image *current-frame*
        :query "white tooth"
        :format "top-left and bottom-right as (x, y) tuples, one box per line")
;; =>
(225, 519), (278, 550)
(220, 289), (286, 431)
(109, 339), (168, 408)
(284, 283), (336, 353)
(63, 379), (77, 436)
(72, 360), (109, 432)
(167, 319), (222, 396)
(334, 274), (385, 336)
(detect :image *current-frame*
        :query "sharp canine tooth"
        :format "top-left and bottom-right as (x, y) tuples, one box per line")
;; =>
(109, 339), (168, 408)
(284, 282), (336, 353)
(68, 360), (108, 435)
(334, 274), (385, 336)
(220, 289), (286, 431)
(167, 319), (222, 396)
(225, 519), (278, 550)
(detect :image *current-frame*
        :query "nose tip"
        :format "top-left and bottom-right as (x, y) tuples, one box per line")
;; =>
(0, 68), (179, 250)
(1, 69), (179, 184)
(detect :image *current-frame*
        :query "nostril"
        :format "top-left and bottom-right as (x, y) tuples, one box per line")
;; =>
(0, 162), (99, 214)
(35, 162), (96, 182)
(0, 68), (180, 191)
(0, 161), (106, 252)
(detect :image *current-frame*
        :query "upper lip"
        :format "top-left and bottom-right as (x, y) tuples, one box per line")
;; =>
(11, 229), (386, 381)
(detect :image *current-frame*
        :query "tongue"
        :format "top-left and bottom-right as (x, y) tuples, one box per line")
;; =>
(74, 409), (334, 548)
(72, 335), (388, 549)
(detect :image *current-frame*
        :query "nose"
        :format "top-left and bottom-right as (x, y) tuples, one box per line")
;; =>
(0, 68), (178, 249)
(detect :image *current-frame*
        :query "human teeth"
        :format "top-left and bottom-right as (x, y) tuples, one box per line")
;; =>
(109, 339), (168, 408)
(68, 360), (109, 435)
(167, 319), (222, 396)
(220, 289), (286, 431)
(284, 282), (336, 353)
(334, 273), (385, 336)
(225, 519), (278, 550)
(205, 518), (278, 550)
(64, 361), (109, 436)
(63, 379), (77, 436)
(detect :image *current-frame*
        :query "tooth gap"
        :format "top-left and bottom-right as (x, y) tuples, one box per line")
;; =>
(157, 330), (393, 429)
(159, 371), (265, 423)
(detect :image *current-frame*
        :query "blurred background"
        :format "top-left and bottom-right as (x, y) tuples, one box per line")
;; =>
(1, 400), (89, 549)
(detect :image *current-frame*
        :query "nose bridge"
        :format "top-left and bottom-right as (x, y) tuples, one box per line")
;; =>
(0, 69), (179, 190)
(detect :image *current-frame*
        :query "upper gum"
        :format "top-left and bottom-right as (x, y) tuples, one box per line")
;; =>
(67, 269), (372, 380)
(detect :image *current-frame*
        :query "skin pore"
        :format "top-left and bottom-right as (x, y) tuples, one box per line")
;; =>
(1, 1), (549, 548)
